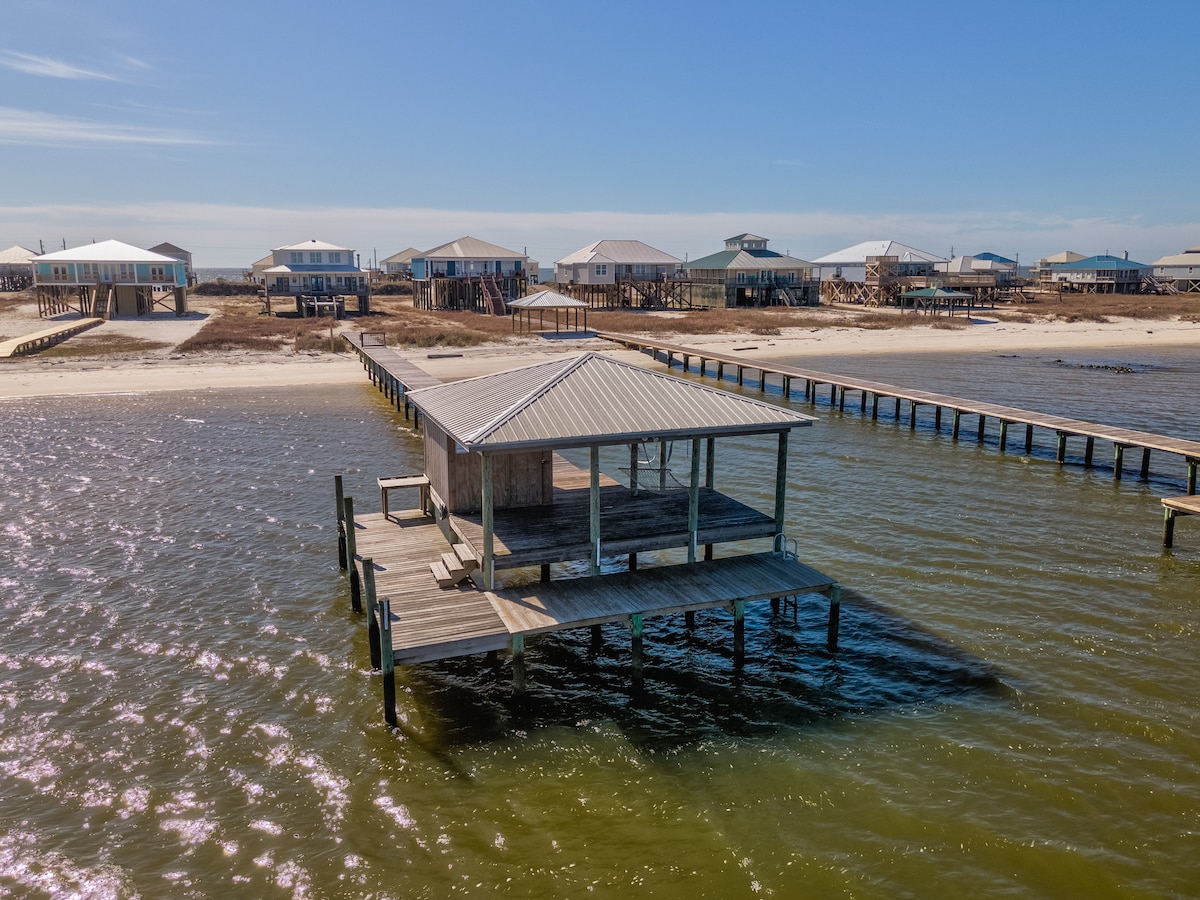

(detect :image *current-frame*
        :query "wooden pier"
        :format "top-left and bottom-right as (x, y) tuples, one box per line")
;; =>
(597, 333), (1200, 493)
(1162, 495), (1200, 548)
(0, 317), (102, 358)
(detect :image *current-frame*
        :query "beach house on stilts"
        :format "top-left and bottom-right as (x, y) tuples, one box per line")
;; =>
(337, 351), (842, 712)
(31, 240), (189, 318)
(410, 237), (531, 314)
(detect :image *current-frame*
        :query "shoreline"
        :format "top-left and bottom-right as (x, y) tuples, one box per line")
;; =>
(1, 315), (1198, 399)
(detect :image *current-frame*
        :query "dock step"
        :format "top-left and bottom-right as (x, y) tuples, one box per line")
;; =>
(453, 542), (480, 569)
(429, 560), (457, 588)
(441, 552), (467, 580)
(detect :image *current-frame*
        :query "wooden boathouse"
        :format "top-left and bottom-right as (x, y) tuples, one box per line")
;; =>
(337, 351), (842, 719)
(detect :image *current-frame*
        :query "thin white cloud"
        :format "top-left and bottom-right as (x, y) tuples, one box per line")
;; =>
(0, 107), (211, 148)
(0, 50), (116, 80)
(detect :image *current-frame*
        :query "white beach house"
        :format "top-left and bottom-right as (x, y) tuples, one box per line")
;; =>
(554, 240), (683, 285)
(32, 239), (189, 318)
(1151, 246), (1200, 293)
(261, 239), (367, 298)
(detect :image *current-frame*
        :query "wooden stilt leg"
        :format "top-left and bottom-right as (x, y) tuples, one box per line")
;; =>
(827, 584), (842, 652)
(1114, 444), (1125, 480)
(1163, 508), (1176, 548)
(1057, 433), (1067, 463)
(511, 633), (526, 694)
(380, 598), (396, 727)
(733, 600), (745, 667)
(952, 410), (961, 439)
(999, 420), (1008, 452)
(1084, 436), (1095, 466)
(1025, 424), (1034, 453)
(1140, 447), (1151, 480)
(631, 613), (644, 681)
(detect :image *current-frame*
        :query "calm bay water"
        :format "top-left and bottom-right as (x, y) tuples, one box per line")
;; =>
(1, 343), (1199, 898)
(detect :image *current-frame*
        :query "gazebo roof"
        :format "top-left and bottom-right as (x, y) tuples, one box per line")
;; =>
(508, 289), (590, 309)
(406, 352), (815, 452)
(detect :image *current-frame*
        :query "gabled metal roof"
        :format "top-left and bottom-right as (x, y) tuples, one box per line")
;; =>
(33, 239), (179, 263)
(407, 353), (815, 452)
(0, 244), (37, 265)
(263, 264), (364, 274)
(813, 240), (945, 265)
(418, 236), (526, 260)
(508, 290), (589, 309)
(380, 247), (421, 264)
(555, 240), (682, 267)
(1056, 255), (1149, 271)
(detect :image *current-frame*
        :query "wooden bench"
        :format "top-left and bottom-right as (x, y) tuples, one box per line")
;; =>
(378, 475), (431, 518)
(1162, 495), (1200, 547)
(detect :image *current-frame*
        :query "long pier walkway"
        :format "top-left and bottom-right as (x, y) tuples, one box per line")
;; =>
(597, 332), (1200, 493)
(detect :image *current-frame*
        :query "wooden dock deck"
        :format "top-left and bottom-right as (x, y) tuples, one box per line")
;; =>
(345, 500), (839, 670)
(597, 332), (1200, 492)
(1162, 495), (1200, 548)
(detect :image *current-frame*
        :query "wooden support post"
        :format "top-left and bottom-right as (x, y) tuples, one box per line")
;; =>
(716, 361), (724, 380)
(590, 624), (602, 646)
(732, 600), (745, 666)
(871, 393), (880, 420)
(629, 443), (640, 495)
(628, 552), (638, 571)
(1056, 433), (1067, 463)
(804, 379), (812, 400)
(1163, 508), (1177, 548)
(774, 431), (788, 540)
(999, 420), (1009, 452)
(860, 391), (867, 413)
(630, 613), (644, 681)
(1188, 459), (1198, 495)
(909, 401), (918, 429)
(380, 597), (397, 727)
(977, 415), (986, 441)
(540, 563), (551, 583)
(952, 409), (961, 439)
(837, 387), (846, 411)
(934, 406), (943, 430)
(1140, 447), (1152, 480)
(344, 497), (361, 612)
(770, 597), (780, 614)
(511, 633), (526, 694)
(1025, 424), (1034, 454)
(590, 446), (601, 575)
(782, 375), (791, 396)
(830, 383), (837, 405)
(364, 557), (381, 668)
(482, 456), (495, 589)
(827, 584), (842, 652)
(1084, 436), (1095, 467)
(688, 438), (701, 563)
(334, 475), (347, 570)
(894, 397), (901, 419)
(685, 610), (696, 628)
(760, 370), (767, 393)
(737, 366), (744, 386)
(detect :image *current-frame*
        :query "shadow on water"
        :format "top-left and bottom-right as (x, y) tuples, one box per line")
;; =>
(388, 586), (1018, 756)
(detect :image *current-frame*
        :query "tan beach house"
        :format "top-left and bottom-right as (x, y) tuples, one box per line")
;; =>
(410, 236), (532, 313)
(554, 240), (683, 285)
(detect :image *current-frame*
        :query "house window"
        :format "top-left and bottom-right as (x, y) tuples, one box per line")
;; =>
(150, 266), (165, 280)
(309, 252), (322, 264)
(633, 264), (648, 276)
(595, 264), (608, 276)
(290, 252), (303, 264)
(329, 251), (342, 264)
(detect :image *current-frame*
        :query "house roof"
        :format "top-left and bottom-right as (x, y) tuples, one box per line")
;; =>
(688, 248), (814, 271)
(973, 251), (1016, 264)
(812, 240), (945, 265)
(725, 233), (769, 243)
(273, 239), (354, 252)
(1039, 251), (1086, 265)
(1152, 247), (1200, 267)
(380, 247), (421, 264)
(32, 240), (179, 264)
(508, 290), (590, 309)
(1055, 255), (1149, 271)
(555, 240), (682, 267)
(418, 236), (526, 260)
(0, 244), (37, 265)
(406, 352), (815, 453)
(148, 241), (189, 257)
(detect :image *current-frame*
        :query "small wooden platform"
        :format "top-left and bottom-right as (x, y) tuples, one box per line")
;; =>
(1162, 495), (1200, 548)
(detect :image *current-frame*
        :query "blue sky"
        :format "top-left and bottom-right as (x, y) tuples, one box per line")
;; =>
(1, 0), (1197, 268)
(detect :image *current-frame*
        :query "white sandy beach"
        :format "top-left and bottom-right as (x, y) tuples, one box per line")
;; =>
(2, 296), (1198, 399)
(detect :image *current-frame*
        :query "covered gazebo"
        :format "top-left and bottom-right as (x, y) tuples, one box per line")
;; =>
(405, 352), (817, 591)
(508, 289), (590, 334)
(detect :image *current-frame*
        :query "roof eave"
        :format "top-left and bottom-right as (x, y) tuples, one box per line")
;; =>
(456, 419), (814, 455)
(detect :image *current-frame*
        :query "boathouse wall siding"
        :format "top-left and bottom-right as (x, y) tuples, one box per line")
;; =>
(425, 422), (553, 513)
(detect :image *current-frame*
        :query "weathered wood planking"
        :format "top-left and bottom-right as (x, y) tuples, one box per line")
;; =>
(599, 332), (1200, 473)
(486, 552), (835, 635)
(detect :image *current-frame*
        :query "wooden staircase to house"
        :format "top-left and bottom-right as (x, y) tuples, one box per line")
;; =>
(430, 541), (482, 588)
(775, 282), (799, 306)
(92, 283), (112, 319)
(480, 274), (507, 315)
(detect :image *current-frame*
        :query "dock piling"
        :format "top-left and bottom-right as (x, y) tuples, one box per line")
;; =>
(511, 633), (527, 694)
(827, 584), (842, 652)
(364, 559), (381, 668)
(335, 475), (347, 570)
(344, 497), (361, 612)
(380, 598), (397, 727)
(733, 600), (745, 667)
(630, 613), (644, 680)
